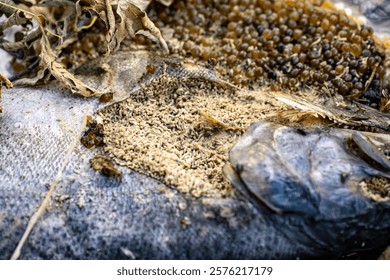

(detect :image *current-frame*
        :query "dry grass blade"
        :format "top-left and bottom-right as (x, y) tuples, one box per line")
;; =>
(104, 0), (115, 55)
(1, 29), (42, 52)
(0, 72), (13, 113)
(0, 0), (16, 17)
(78, 0), (169, 55)
(0, 10), (30, 32)
(131, 3), (169, 54)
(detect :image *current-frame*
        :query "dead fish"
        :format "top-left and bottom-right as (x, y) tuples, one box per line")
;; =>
(224, 122), (390, 259)
(352, 132), (390, 171)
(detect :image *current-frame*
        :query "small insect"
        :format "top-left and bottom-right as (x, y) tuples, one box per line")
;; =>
(81, 118), (105, 148)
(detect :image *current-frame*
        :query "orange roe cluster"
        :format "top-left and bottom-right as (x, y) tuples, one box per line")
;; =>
(151, 0), (388, 107)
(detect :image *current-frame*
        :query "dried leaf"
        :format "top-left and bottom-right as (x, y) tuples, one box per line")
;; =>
(104, 0), (115, 55)
(1, 28), (42, 52)
(130, 2), (168, 53)
(12, 67), (47, 86)
(0, 0), (168, 103)
(38, 34), (96, 97)
(91, 0), (169, 55)
(0, 10), (29, 32)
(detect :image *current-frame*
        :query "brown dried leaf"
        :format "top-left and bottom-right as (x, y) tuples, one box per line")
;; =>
(0, 10), (29, 32)
(0, 0), (17, 17)
(0, 0), (168, 103)
(38, 34), (96, 97)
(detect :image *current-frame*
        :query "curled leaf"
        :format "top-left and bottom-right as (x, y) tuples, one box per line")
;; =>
(79, 0), (169, 55)
(0, 0), (168, 103)
(0, 0), (17, 17)
(156, 0), (174, 6)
